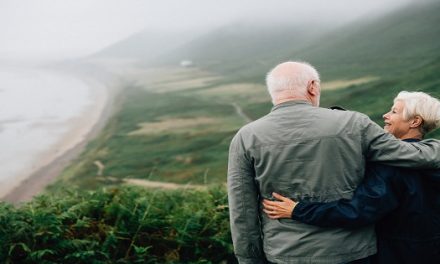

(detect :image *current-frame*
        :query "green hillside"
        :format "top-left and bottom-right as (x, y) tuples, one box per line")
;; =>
(296, 0), (440, 80)
(51, 0), (440, 190)
(154, 0), (440, 82)
(151, 22), (330, 81)
(2, 2), (440, 263)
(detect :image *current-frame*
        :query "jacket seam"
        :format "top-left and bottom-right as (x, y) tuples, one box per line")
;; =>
(247, 134), (356, 151)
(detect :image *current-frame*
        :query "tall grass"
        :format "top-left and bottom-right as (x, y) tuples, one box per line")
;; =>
(0, 186), (234, 263)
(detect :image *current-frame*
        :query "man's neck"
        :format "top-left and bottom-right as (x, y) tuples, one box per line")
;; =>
(275, 98), (308, 105)
(273, 90), (317, 106)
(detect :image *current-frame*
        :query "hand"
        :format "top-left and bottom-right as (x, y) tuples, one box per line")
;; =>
(262, 192), (298, 219)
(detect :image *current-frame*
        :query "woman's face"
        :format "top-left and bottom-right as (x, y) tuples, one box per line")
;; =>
(383, 100), (413, 139)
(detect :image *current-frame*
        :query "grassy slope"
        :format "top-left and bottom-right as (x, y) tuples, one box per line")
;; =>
(53, 1), (440, 190)
(295, 0), (440, 80)
(53, 83), (245, 189)
(156, 1), (440, 82)
(2, 3), (440, 263)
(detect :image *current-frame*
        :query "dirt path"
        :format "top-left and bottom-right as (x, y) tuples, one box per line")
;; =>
(231, 102), (252, 123)
(94, 161), (212, 190)
(124, 178), (207, 190)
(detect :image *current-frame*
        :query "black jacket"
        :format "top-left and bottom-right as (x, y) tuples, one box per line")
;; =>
(292, 139), (440, 263)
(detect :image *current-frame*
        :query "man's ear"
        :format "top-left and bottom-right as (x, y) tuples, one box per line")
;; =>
(307, 80), (319, 96)
(410, 116), (423, 128)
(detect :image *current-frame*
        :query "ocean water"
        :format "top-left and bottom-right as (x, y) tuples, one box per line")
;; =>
(0, 66), (95, 192)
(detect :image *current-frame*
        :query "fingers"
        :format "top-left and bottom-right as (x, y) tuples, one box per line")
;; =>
(262, 200), (282, 219)
(272, 192), (288, 201)
(262, 200), (289, 219)
(263, 208), (281, 219)
(262, 199), (280, 207)
(262, 198), (291, 211)
(262, 194), (297, 219)
(269, 193), (298, 209)
(262, 203), (276, 212)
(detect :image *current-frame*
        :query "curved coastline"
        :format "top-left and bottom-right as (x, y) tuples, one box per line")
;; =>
(1, 70), (118, 204)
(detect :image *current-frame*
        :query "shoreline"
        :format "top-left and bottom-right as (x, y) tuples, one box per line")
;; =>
(1, 69), (118, 204)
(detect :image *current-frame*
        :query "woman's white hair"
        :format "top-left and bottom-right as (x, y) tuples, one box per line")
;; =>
(266, 61), (320, 101)
(395, 91), (440, 135)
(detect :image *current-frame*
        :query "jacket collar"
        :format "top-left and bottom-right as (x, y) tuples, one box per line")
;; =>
(271, 100), (312, 112)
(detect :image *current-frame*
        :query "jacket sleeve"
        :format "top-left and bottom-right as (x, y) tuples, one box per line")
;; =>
(227, 133), (266, 263)
(292, 164), (401, 228)
(359, 113), (440, 169)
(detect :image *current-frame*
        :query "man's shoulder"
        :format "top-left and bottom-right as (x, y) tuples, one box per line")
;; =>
(230, 115), (261, 137)
(313, 107), (373, 130)
(319, 106), (369, 119)
(235, 114), (271, 134)
(232, 106), (372, 139)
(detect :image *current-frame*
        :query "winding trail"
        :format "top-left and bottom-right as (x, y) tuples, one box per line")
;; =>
(97, 176), (207, 190)
(231, 102), (252, 123)
(93, 160), (207, 191)
(124, 178), (206, 190)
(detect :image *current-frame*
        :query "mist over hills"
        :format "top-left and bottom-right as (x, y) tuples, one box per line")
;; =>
(170, 0), (440, 81)
(147, 21), (331, 76)
(93, 0), (440, 83)
(91, 20), (331, 76)
(3, 2), (440, 262)
(90, 30), (194, 63)
(295, 0), (440, 79)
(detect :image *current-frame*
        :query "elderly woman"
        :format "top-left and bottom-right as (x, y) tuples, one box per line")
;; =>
(262, 91), (440, 263)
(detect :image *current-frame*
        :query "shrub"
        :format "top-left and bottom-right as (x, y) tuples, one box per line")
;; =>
(0, 186), (236, 264)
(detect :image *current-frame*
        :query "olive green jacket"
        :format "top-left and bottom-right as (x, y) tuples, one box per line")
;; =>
(227, 100), (440, 264)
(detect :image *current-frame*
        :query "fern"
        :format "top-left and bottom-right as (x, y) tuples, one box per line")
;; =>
(0, 186), (236, 263)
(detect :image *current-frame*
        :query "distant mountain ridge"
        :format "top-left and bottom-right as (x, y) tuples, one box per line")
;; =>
(157, 0), (440, 81)
(150, 21), (331, 73)
(293, 0), (440, 79)
(90, 30), (193, 63)
(92, 0), (440, 82)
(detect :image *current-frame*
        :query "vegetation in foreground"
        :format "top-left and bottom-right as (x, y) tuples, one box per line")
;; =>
(0, 186), (234, 264)
(2, 2), (440, 263)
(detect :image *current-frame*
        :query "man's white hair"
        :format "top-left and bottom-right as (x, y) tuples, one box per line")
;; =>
(395, 91), (440, 135)
(266, 61), (320, 101)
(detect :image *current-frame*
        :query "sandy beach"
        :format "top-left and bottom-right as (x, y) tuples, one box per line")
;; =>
(1, 69), (117, 204)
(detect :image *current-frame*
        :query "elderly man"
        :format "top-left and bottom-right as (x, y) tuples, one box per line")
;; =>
(227, 61), (440, 264)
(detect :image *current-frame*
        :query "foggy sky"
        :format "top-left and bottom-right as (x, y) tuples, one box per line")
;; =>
(0, 0), (417, 61)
